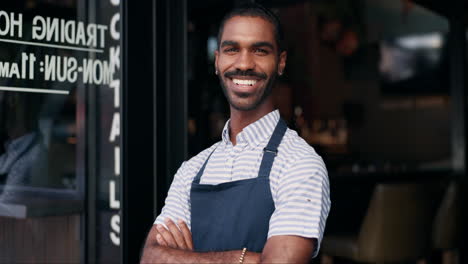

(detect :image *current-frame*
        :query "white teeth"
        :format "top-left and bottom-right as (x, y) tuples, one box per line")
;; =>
(232, 79), (257, 86)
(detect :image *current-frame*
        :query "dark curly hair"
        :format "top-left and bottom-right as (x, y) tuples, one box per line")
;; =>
(217, 1), (285, 52)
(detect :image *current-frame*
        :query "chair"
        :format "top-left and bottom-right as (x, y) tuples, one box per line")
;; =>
(432, 181), (460, 264)
(322, 181), (441, 263)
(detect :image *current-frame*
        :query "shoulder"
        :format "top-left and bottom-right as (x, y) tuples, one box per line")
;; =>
(281, 128), (325, 164)
(275, 128), (328, 180)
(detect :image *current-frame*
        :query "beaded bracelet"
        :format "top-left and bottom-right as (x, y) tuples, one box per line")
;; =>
(239, 248), (247, 263)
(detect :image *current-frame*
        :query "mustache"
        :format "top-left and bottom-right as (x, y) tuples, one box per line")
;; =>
(224, 70), (267, 79)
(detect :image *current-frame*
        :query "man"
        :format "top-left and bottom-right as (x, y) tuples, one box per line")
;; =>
(0, 92), (47, 204)
(141, 3), (330, 263)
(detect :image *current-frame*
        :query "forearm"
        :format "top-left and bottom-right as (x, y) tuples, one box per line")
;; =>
(261, 236), (316, 264)
(141, 245), (260, 264)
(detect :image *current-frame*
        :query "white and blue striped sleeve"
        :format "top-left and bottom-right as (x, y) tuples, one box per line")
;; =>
(153, 161), (191, 228)
(268, 153), (331, 257)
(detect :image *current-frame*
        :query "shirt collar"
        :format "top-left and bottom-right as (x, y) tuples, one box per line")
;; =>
(221, 110), (280, 147)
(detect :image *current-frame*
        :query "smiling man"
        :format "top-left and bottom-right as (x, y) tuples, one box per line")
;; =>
(141, 3), (330, 263)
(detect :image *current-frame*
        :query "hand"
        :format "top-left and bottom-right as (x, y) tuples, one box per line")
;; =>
(156, 218), (193, 251)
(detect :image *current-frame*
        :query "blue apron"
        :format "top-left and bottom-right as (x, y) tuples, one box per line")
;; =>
(190, 119), (287, 253)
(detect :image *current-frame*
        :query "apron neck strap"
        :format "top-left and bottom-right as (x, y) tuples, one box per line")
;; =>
(258, 119), (287, 179)
(193, 147), (216, 184)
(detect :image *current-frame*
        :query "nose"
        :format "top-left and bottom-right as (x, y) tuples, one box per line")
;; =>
(234, 50), (255, 71)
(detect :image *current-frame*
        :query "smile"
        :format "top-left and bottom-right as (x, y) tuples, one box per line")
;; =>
(232, 79), (258, 86)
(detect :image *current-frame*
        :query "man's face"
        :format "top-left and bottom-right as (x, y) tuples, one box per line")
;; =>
(215, 16), (286, 111)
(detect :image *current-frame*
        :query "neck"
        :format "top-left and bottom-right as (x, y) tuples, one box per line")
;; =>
(229, 99), (274, 145)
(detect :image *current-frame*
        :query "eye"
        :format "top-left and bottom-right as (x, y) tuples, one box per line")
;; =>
(254, 48), (269, 55)
(223, 47), (239, 54)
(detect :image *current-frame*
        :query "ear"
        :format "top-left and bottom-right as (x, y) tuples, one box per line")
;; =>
(278, 51), (287, 75)
(214, 50), (219, 74)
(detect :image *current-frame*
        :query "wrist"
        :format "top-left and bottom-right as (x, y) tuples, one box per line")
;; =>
(242, 250), (261, 264)
(239, 248), (247, 263)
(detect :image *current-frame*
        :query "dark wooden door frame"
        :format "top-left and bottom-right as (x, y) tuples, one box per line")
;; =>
(121, 0), (188, 263)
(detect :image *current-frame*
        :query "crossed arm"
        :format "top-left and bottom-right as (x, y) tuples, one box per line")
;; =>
(140, 218), (316, 263)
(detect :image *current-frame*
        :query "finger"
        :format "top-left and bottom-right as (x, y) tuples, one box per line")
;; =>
(156, 224), (177, 248)
(177, 220), (194, 250)
(165, 218), (188, 250)
(156, 233), (168, 247)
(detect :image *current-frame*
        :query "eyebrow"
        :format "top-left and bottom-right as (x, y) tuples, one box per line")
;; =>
(252, 41), (275, 50)
(220, 40), (275, 50)
(221, 40), (238, 48)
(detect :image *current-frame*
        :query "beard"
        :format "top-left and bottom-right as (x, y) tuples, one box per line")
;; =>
(218, 69), (277, 111)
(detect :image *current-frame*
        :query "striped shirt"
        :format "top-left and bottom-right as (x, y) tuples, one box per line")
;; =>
(154, 110), (331, 257)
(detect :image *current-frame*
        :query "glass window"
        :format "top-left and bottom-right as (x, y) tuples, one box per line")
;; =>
(0, 6), (81, 202)
(0, 1), (85, 262)
(0, 0), (122, 262)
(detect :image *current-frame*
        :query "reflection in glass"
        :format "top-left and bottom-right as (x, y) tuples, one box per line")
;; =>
(0, 9), (78, 204)
(0, 92), (48, 202)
